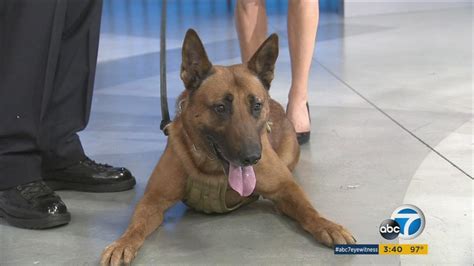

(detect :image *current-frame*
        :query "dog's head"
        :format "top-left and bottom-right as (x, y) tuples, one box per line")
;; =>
(179, 29), (278, 196)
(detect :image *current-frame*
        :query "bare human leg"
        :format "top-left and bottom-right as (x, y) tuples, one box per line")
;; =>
(286, 0), (319, 134)
(235, 0), (268, 62)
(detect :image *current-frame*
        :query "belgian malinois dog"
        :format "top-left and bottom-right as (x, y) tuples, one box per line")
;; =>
(101, 29), (356, 265)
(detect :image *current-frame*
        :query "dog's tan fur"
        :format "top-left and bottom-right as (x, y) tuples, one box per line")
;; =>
(101, 30), (355, 266)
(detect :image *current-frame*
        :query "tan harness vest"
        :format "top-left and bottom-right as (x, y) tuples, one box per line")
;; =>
(183, 174), (259, 214)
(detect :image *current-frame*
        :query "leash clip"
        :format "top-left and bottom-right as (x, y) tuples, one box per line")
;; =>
(266, 121), (273, 133)
(160, 120), (171, 136)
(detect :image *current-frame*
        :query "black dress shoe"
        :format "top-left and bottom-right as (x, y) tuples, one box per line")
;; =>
(0, 181), (70, 229)
(42, 157), (136, 193)
(296, 103), (311, 145)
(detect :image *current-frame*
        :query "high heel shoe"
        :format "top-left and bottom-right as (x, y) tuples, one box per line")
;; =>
(296, 103), (311, 145)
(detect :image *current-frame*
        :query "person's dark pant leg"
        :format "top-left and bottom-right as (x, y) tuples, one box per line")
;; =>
(40, 0), (103, 170)
(0, 0), (67, 190)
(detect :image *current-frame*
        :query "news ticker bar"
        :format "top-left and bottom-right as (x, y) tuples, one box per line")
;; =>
(334, 244), (428, 255)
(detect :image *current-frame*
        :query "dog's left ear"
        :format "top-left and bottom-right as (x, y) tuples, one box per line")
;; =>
(181, 29), (213, 91)
(247, 34), (279, 90)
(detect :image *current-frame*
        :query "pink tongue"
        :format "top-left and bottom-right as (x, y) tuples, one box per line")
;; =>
(228, 163), (256, 197)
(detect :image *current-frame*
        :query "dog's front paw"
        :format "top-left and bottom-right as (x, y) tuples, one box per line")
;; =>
(100, 238), (140, 266)
(307, 217), (356, 247)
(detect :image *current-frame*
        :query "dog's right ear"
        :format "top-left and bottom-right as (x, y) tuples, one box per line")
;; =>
(247, 34), (279, 90)
(180, 29), (213, 91)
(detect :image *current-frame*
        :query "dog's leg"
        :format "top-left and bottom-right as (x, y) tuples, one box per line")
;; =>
(256, 139), (356, 247)
(100, 147), (186, 266)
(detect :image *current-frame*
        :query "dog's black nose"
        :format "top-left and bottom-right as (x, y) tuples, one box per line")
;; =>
(241, 153), (261, 166)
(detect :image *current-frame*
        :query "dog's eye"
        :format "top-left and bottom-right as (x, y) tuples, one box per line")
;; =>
(214, 104), (226, 113)
(253, 102), (262, 112)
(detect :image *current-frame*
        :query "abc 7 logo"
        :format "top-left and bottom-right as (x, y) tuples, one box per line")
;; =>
(379, 204), (425, 240)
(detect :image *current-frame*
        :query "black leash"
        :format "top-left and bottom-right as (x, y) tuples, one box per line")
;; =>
(159, 0), (171, 136)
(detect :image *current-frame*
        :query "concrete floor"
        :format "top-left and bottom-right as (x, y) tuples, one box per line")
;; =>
(0, 1), (472, 265)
